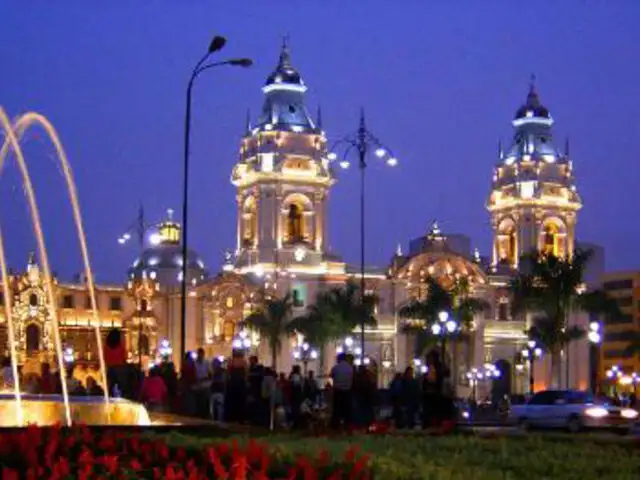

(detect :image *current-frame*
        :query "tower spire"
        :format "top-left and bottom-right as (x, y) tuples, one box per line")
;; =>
(564, 136), (570, 157)
(316, 105), (323, 130)
(279, 34), (291, 67)
(498, 139), (504, 160)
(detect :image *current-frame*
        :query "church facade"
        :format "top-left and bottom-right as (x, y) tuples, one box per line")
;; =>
(0, 43), (592, 396)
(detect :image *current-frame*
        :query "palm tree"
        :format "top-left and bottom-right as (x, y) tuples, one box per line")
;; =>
(289, 281), (377, 373)
(509, 248), (620, 387)
(243, 292), (294, 371)
(400, 276), (488, 361)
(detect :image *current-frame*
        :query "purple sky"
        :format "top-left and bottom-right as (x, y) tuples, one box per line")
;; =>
(2, 2), (639, 283)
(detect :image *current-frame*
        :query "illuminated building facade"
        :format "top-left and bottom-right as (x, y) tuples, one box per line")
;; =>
(599, 272), (640, 379)
(0, 45), (594, 395)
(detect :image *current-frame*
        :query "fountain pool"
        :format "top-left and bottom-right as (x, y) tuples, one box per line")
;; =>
(0, 394), (150, 427)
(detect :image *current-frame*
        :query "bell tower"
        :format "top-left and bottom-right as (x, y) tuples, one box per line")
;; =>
(231, 40), (335, 274)
(487, 78), (582, 269)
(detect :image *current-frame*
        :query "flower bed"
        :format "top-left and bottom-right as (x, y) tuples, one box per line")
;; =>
(0, 425), (371, 479)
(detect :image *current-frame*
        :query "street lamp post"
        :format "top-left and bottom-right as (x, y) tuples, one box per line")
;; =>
(466, 364), (501, 403)
(231, 329), (253, 355)
(588, 321), (602, 394)
(329, 110), (398, 356)
(179, 36), (252, 361)
(606, 365), (622, 397)
(293, 341), (318, 375)
(430, 310), (459, 361)
(521, 340), (543, 395)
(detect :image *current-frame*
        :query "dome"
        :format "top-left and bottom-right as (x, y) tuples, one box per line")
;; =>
(127, 212), (208, 288)
(130, 243), (207, 288)
(514, 80), (550, 120)
(264, 41), (304, 87)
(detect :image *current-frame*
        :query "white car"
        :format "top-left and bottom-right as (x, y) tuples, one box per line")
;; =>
(510, 389), (638, 433)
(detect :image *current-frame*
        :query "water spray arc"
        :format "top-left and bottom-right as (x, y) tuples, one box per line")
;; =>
(0, 112), (110, 411)
(0, 226), (23, 425)
(0, 108), (72, 426)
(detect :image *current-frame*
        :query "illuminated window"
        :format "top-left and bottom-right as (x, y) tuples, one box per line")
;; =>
(109, 296), (122, 311)
(226, 297), (234, 308)
(62, 295), (74, 309)
(542, 223), (563, 257)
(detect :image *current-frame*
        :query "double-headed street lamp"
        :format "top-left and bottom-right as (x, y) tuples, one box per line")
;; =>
(293, 341), (319, 374)
(466, 364), (501, 401)
(606, 365), (622, 396)
(522, 340), (543, 395)
(430, 310), (459, 360)
(329, 110), (398, 356)
(179, 36), (252, 361)
(588, 321), (602, 393)
(231, 329), (253, 355)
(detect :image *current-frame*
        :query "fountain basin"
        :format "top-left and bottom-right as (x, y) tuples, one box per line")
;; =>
(0, 394), (150, 426)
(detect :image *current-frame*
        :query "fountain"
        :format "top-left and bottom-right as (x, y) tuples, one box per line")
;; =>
(0, 107), (150, 426)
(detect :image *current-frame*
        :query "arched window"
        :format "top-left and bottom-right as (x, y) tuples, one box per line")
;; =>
(242, 197), (257, 247)
(26, 324), (40, 353)
(542, 223), (562, 257)
(497, 221), (517, 265)
(140, 299), (148, 311)
(29, 293), (38, 307)
(287, 203), (303, 242)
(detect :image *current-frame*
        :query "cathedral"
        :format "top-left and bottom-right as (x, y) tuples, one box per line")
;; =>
(0, 43), (592, 396)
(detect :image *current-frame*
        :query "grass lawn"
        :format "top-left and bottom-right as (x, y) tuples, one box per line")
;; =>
(160, 431), (640, 480)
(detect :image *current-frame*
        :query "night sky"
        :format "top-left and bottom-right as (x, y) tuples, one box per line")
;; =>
(2, 1), (639, 283)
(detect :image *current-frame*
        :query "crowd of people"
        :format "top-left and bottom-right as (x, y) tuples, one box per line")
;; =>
(0, 328), (460, 431)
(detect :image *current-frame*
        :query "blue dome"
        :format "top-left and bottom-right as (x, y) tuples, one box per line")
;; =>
(129, 244), (207, 288)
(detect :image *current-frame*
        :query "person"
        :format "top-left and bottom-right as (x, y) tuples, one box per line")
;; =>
(304, 370), (320, 406)
(38, 362), (57, 394)
(210, 360), (226, 421)
(139, 366), (168, 412)
(1, 357), (13, 389)
(193, 348), (211, 418)
(401, 366), (420, 429)
(353, 365), (376, 428)
(104, 328), (127, 396)
(86, 376), (105, 397)
(179, 352), (197, 416)
(261, 367), (277, 428)
(422, 350), (445, 429)
(60, 364), (86, 396)
(330, 352), (354, 430)
(289, 365), (304, 428)
(389, 372), (404, 428)
(247, 356), (264, 425)
(225, 352), (247, 423)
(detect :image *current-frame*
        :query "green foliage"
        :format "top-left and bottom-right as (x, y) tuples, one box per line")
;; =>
(400, 276), (488, 356)
(510, 249), (620, 384)
(243, 293), (294, 370)
(162, 432), (640, 480)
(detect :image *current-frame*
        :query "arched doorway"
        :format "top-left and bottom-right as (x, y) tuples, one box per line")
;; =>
(491, 359), (512, 402)
(26, 323), (40, 354)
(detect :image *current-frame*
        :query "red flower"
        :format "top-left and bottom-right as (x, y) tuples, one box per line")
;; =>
(2, 468), (19, 480)
(345, 445), (360, 463)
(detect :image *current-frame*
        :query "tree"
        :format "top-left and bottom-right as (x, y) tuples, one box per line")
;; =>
(400, 276), (488, 360)
(289, 281), (377, 373)
(509, 248), (620, 387)
(243, 293), (294, 371)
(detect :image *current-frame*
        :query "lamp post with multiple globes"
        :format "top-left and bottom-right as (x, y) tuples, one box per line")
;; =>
(179, 36), (252, 361)
(292, 341), (319, 375)
(430, 310), (459, 361)
(329, 111), (398, 357)
(521, 340), (543, 395)
(588, 321), (602, 393)
(466, 364), (501, 402)
(231, 329), (253, 355)
(606, 365), (622, 397)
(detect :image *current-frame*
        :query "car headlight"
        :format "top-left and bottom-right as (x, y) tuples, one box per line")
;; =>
(621, 409), (638, 419)
(585, 407), (609, 418)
